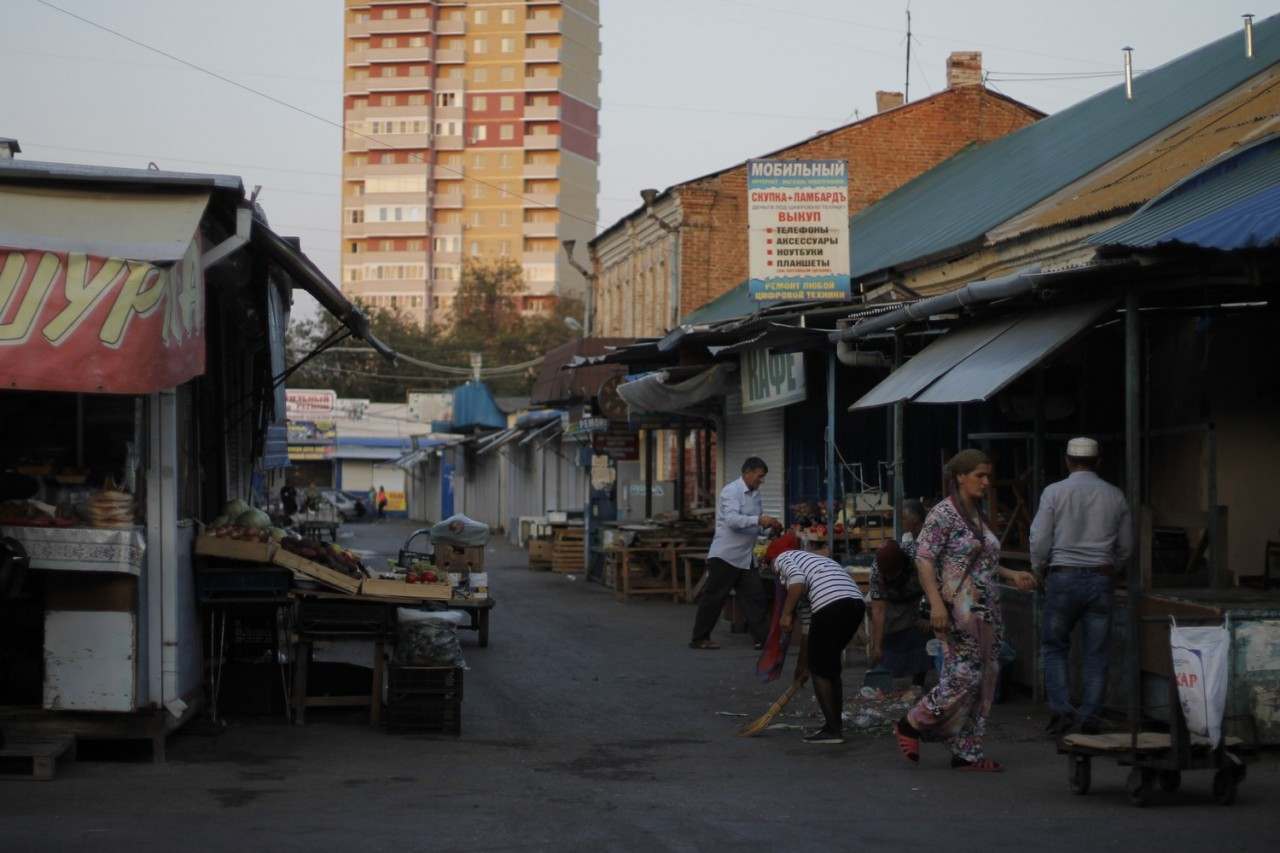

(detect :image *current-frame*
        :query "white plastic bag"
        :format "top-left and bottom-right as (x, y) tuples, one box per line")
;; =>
(430, 514), (490, 546)
(1170, 620), (1230, 747)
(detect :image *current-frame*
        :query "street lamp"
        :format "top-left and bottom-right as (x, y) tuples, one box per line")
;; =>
(561, 238), (594, 337)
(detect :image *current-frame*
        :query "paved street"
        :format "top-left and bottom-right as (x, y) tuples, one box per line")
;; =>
(3, 520), (1277, 852)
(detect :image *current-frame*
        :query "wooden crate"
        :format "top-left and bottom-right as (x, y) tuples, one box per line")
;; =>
(194, 535), (275, 563)
(527, 538), (554, 566)
(551, 528), (586, 574)
(272, 548), (362, 594)
(436, 543), (485, 574)
(0, 736), (76, 781)
(359, 578), (452, 601)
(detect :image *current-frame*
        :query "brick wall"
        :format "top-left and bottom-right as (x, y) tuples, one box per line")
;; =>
(669, 85), (1042, 319)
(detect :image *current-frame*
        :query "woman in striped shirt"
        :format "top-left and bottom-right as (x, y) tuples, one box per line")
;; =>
(771, 540), (866, 744)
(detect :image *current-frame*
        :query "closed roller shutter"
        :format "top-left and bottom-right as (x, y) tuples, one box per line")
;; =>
(722, 389), (785, 519)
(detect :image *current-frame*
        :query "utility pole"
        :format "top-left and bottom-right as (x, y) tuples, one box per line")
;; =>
(904, 5), (912, 103)
(469, 351), (482, 382)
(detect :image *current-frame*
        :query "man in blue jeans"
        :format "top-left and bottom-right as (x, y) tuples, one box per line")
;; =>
(1030, 437), (1133, 736)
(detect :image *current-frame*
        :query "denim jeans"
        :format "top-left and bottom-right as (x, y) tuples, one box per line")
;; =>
(1041, 570), (1114, 721)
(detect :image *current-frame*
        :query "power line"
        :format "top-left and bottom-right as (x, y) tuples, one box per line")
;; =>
(19, 141), (342, 177)
(32, 0), (601, 229)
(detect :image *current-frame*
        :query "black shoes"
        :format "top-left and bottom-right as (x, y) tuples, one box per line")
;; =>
(803, 728), (845, 744)
(1046, 713), (1076, 737)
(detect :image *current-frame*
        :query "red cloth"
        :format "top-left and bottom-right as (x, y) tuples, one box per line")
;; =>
(764, 531), (800, 563)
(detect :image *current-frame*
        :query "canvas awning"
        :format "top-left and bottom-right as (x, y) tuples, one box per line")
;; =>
(0, 186), (211, 261)
(617, 364), (736, 415)
(850, 298), (1117, 410)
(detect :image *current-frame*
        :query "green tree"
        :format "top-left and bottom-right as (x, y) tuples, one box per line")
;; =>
(285, 258), (583, 402)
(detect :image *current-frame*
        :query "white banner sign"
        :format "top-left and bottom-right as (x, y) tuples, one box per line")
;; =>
(286, 388), (336, 417)
(741, 349), (806, 413)
(747, 159), (851, 302)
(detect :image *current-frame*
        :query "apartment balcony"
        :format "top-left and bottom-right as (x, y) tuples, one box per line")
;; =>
(432, 222), (464, 236)
(434, 47), (465, 64)
(367, 46), (432, 63)
(523, 104), (561, 121)
(523, 221), (559, 238)
(346, 49), (370, 68)
(345, 77), (371, 96)
(434, 104), (465, 122)
(343, 250), (431, 265)
(521, 192), (559, 209)
(523, 161), (560, 179)
(523, 73), (560, 92)
(348, 104), (437, 121)
(344, 161), (431, 179)
(431, 164), (464, 179)
(524, 46), (561, 63)
(432, 250), (463, 264)
(523, 134), (561, 151)
(525, 16), (562, 34)
(522, 250), (559, 265)
(355, 221), (431, 238)
(433, 193), (464, 209)
(359, 17), (435, 36)
(435, 134), (464, 150)
(368, 75), (435, 93)
(359, 191), (432, 206)
(435, 19), (466, 35)
(345, 132), (433, 153)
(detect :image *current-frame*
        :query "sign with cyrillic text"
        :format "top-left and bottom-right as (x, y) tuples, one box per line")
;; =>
(747, 159), (850, 302)
(0, 242), (205, 394)
(741, 348), (806, 413)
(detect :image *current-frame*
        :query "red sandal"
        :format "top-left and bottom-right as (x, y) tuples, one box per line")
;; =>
(894, 719), (919, 764)
(952, 757), (1004, 772)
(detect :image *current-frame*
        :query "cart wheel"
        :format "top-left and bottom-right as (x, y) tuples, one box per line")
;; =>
(1126, 767), (1154, 807)
(1068, 755), (1091, 795)
(1157, 770), (1181, 793)
(1212, 768), (1238, 806)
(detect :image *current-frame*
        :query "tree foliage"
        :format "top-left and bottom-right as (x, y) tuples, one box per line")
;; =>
(286, 257), (583, 402)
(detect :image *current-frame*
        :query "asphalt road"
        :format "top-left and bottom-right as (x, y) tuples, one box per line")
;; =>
(3, 520), (1277, 852)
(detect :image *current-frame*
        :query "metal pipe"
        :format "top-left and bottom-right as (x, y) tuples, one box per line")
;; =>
(644, 429), (654, 519)
(827, 353), (837, 554)
(1123, 47), (1135, 101)
(1032, 367), (1045, 513)
(1208, 424), (1222, 589)
(892, 332), (905, 537)
(1123, 287), (1142, 744)
(830, 269), (1038, 343)
(835, 339), (891, 368)
(676, 425), (687, 516)
(1244, 14), (1255, 59)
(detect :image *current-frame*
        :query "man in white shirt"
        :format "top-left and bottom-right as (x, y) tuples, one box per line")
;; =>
(689, 457), (782, 650)
(1030, 436), (1133, 736)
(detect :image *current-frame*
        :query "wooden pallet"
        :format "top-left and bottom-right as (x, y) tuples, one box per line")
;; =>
(0, 736), (76, 780)
(551, 529), (586, 574)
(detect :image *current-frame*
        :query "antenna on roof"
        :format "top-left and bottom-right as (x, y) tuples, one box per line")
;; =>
(904, 4), (912, 103)
(1243, 13), (1255, 59)
(1123, 47), (1135, 100)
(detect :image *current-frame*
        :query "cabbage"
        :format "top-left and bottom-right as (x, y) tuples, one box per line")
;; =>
(269, 527), (287, 541)
(222, 498), (251, 519)
(235, 509), (272, 530)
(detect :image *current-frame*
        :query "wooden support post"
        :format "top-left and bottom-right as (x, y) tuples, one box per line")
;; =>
(826, 353), (837, 554)
(1124, 287), (1142, 742)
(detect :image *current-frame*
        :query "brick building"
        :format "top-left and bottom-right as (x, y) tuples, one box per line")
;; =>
(590, 52), (1044, 338)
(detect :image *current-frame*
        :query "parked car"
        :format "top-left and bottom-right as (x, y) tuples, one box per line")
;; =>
(319, 489), (361, 520)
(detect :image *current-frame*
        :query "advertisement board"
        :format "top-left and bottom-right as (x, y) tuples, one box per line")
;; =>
(0, 244), (205, 393)
(286, 389), (337, 417)
(740, 348), (806, 413)
(747, 159), (850, 302)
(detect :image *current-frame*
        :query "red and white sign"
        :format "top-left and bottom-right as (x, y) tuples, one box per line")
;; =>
(0, 244), (205, 394)
(286, 389), (338, 417)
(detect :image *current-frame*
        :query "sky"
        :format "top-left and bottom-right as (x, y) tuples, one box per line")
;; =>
(0, 0), (1264, 321)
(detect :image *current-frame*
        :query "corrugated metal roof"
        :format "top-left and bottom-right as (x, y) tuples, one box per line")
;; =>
(852, 299), (1116, 409)
(990, 68), (1280, 242)
(530, 337), (632, 405)
(682, 280), (775, 325)
(1089, 133), (1280, 249)
(0, 157), (243, 193)
(850, 15), (1280, 279)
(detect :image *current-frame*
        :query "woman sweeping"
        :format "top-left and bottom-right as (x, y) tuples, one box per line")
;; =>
(894, 450), (1035, 771)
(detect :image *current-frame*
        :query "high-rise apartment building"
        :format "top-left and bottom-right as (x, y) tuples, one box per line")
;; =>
(340, 1), (600, 325)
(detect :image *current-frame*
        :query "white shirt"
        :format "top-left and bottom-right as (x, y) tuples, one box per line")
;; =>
(707, 477), (763, 570)
(1030, 470), (1133, 570)
(775, 550), (864, 615)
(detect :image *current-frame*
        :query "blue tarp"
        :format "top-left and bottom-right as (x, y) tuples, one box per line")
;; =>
(449, 381), (507, 432)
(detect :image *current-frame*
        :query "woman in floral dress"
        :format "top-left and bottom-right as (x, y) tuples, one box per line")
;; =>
(893, 450), (1036, 771)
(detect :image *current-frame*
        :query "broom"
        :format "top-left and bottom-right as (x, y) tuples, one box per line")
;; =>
(738, 674), (809, 737)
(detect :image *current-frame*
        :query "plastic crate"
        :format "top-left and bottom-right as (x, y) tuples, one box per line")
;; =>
(385, 694), (462, 734)
(388, 665), (464, 699)
(196, 567), (292, 600)
(297, 599), (393, 634)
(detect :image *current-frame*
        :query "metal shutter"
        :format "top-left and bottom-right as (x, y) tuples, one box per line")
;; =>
(722, 389), (785, 518)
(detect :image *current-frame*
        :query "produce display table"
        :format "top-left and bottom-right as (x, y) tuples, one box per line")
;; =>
(604, 541), (685, 602)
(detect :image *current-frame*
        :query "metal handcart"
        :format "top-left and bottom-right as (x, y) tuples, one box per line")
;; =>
(1056, 611), (1249, 807)
(395, 526), (496, 648)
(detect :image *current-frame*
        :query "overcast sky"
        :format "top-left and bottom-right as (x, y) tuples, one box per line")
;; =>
(1, 1), (1262, 321)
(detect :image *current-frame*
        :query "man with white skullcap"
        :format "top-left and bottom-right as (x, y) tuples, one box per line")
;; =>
(1030, 437), (1133, 736)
